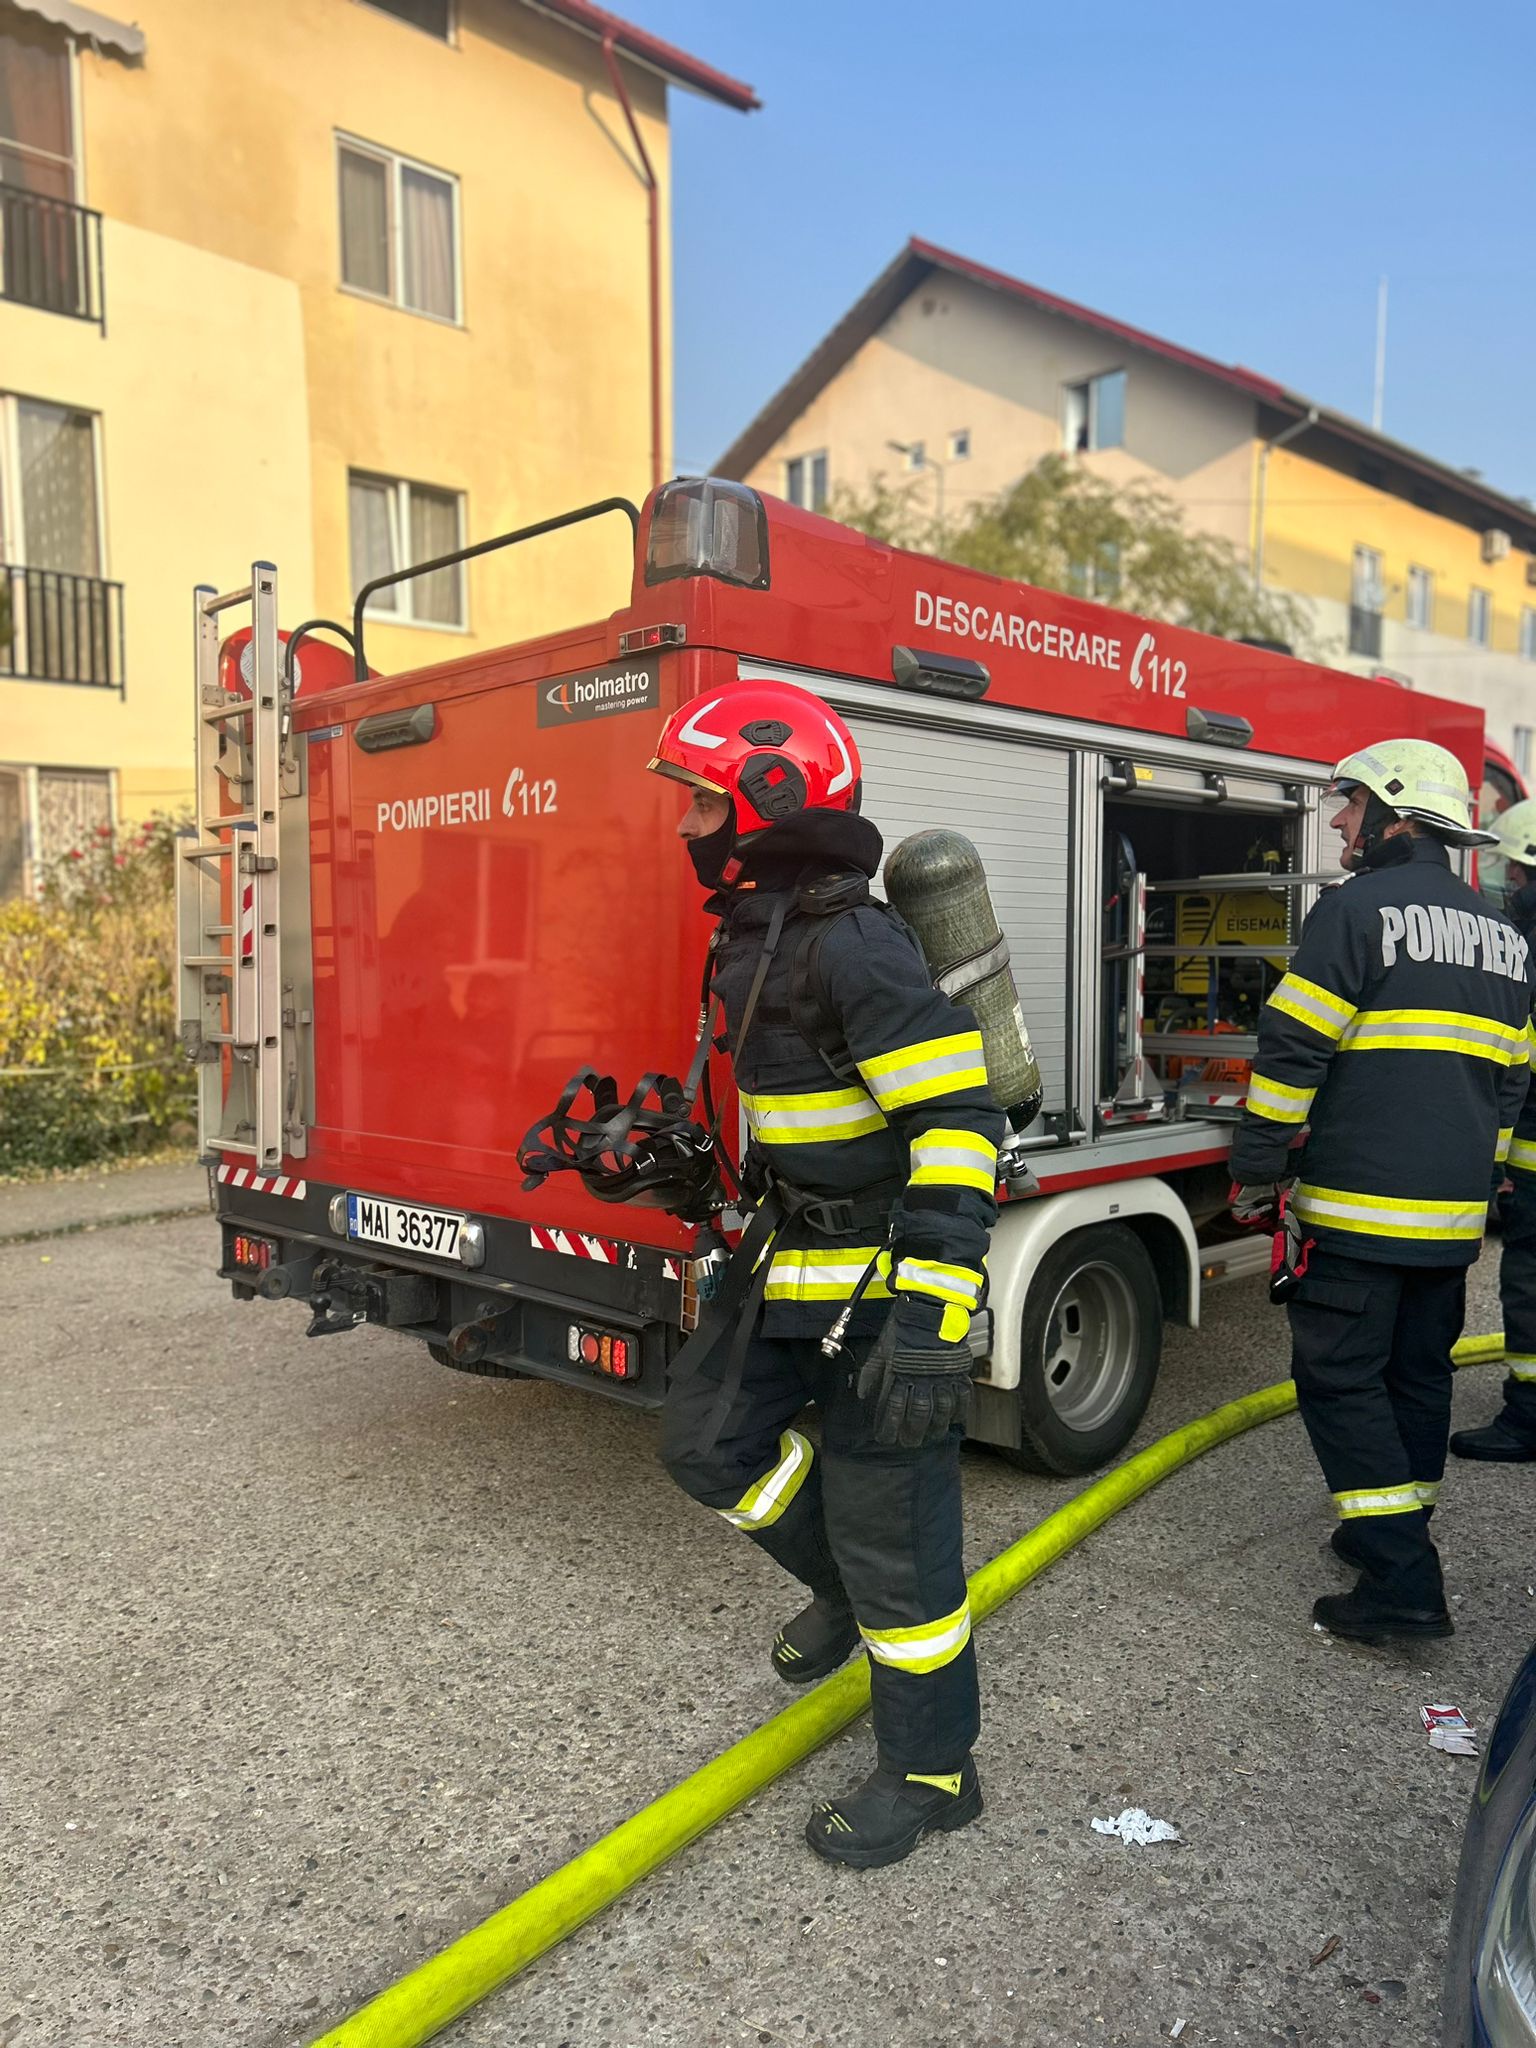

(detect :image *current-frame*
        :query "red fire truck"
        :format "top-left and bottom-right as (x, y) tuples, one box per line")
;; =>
(181, 478), (1490, 1476)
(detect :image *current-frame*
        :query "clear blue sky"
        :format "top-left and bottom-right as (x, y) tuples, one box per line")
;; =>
(639, 0), (1534, 501)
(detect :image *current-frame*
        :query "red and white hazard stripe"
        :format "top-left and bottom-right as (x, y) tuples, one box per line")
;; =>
(217, 1164), (307, 1199)
(529, 1224), (621, 1264)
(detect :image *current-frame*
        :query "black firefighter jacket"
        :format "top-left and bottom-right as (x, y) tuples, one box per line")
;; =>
(1230, 835), (1533, 1267)
(708, 881), (1005, 1345)
(1506, 876), (1536, 1179)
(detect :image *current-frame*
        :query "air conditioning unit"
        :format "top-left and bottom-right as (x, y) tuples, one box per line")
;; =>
(1482, 529), (1512, 563)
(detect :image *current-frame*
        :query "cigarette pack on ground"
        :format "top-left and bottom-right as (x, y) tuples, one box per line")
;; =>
(1421, 1703), (1478, 1756)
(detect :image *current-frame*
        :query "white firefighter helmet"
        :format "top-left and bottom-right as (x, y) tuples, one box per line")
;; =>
(1489, 796), (1536, 873)
(1330, 738), (1498, 849)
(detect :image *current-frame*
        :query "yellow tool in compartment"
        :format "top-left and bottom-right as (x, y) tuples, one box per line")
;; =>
(1173, 889), (1290, 996)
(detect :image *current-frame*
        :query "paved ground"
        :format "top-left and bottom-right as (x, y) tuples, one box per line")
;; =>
(3, 1193), (1533, 2048)
(0, 1158), (206, 1244)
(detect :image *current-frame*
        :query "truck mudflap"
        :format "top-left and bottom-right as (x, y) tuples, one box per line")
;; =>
(212, 1171), (686, 1408)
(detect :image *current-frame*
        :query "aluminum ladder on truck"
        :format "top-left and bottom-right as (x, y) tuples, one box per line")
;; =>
(175, 563), (304, 1172)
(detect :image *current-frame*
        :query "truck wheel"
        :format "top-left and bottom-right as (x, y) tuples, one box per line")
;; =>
(1004, 1223), (1162, 1476)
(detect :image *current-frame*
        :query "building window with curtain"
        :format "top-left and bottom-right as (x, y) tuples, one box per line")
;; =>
(1062, 370), (1126, 453)
(0, 12), (76, 199)
(349, 471), (466, 627)
(337, 134), (460, 323)
(0, 392), (121, 688)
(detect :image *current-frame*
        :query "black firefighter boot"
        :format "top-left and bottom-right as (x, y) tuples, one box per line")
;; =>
(1449, 1414), (1536, 1462)
(1313, 1520), (1453, 1643)
(771, 1592), (859, 1685)
(805, 1755), (983, 1870)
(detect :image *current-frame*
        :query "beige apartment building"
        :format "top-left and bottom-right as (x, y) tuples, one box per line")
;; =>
(0, 0), (753, 897)
(718, 240), (1536, 789)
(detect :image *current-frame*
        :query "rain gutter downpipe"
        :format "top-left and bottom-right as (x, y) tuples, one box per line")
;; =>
(1253, 405), (1319, 591)
(602, 31), (663, 491)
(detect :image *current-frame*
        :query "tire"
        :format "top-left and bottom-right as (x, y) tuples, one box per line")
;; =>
(1003, 1222), (1162, 1476)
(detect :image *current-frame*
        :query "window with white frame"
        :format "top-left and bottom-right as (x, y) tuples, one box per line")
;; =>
(349, 471), (465, 626)
(1468, 586), (1492, 647)
(0, 394), (102, 575)
(1521, 606), (1536, 662)
(1406, 564), (1434, 631)
(1514, 726), (1534, 777)
(784, 451), (828, 511)
(337, 134), (460, 322)
(361, 0), (453, 37)
(1062, 369), (1126, 453)
(902, 440), (926, 471)
(948, 429), (970, 461)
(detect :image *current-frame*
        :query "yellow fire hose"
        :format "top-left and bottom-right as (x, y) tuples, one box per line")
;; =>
(310, 1330), (1507, 2048)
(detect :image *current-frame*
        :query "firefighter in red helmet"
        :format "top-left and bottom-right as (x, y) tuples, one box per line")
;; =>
(648, 678), (1003, 1869)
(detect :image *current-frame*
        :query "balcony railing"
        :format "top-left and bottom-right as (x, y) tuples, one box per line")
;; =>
(1, 566), (125, 694)
(0, 186), (105, 330)
(1347, 603), (1383, 661)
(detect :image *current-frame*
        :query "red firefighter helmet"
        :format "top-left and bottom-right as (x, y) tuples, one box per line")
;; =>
(647, 679), (861, 832)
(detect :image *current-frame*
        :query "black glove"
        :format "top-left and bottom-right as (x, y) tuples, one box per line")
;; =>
(856, 1317), (973, 1448)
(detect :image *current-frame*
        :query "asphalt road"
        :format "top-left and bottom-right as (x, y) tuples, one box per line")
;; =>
(3, 1210), (1534, 2048)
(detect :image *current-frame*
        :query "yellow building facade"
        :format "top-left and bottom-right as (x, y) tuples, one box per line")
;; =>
(0, 0), (753, 894)
(720, 241), (1536, 794)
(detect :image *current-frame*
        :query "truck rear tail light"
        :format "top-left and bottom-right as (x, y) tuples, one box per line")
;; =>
(231, 1231), (275, 1271)
(645, 478), (769, 591)
(566, 1321), (635, 1380)
(619, 623), (685, 654)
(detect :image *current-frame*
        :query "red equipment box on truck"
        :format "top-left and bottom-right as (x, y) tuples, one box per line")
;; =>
(184, 479), (1490, 1475)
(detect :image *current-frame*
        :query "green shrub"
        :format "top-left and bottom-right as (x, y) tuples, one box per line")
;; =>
(0, 815), (195, 1173)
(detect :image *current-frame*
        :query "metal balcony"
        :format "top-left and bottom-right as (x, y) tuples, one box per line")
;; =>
(0, 186), (105, 330)
(1347, 604), (1383, 661)
(1, 566), (125, 694)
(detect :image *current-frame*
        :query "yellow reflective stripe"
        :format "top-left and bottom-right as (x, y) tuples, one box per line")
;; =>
(860, 1597), (972, 1673)
(717, 1429), (813, 1530)
(1509, 1137), (1536, 1174)
(906, 1772), (963, 1795)
(896, 1256), (983, 1309)
(1334, 1483), (1423, 1519)
(1268, 973), (1356, 1042)
(1293, 1183), (1487, 1241)
(763, 1247), (893, 1304)
(858, 1031), (989, 1112)
(1244, 1072), (1316, 1125)
(1337, 1009), (1528, 1063)
(1506, 1353), (1536, 1382)
(740, 1084), (885, 1145)
(938, 1302), (972, 1344)
(909, 1127), (999, 1193)
(1497, 1127), (1514, 1165)
(1415, 1479), (1442, 1507)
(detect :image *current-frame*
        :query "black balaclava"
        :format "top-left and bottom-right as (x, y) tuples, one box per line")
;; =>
(688, 798), (883, 895)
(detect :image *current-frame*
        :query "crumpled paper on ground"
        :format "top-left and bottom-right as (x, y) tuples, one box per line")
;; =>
(1091, 1806), (1182, 1845)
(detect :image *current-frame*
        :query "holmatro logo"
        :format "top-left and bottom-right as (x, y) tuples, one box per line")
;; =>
(537, 657), (659, 727)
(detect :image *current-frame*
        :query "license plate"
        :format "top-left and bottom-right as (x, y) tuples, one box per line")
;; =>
(346, 1193), (465, 1260)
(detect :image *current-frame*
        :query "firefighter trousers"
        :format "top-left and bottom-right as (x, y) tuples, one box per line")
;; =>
(1287, 1247), (1464, 1608)
(660, 1321), (979, 1775)
(1496, 1171), (1536, 1438)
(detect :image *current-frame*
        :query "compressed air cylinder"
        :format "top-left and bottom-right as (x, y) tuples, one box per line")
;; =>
(884, 829), (1043, 1131)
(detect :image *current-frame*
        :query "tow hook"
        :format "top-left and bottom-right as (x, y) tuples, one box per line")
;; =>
(306, 1259), (364, 1338)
